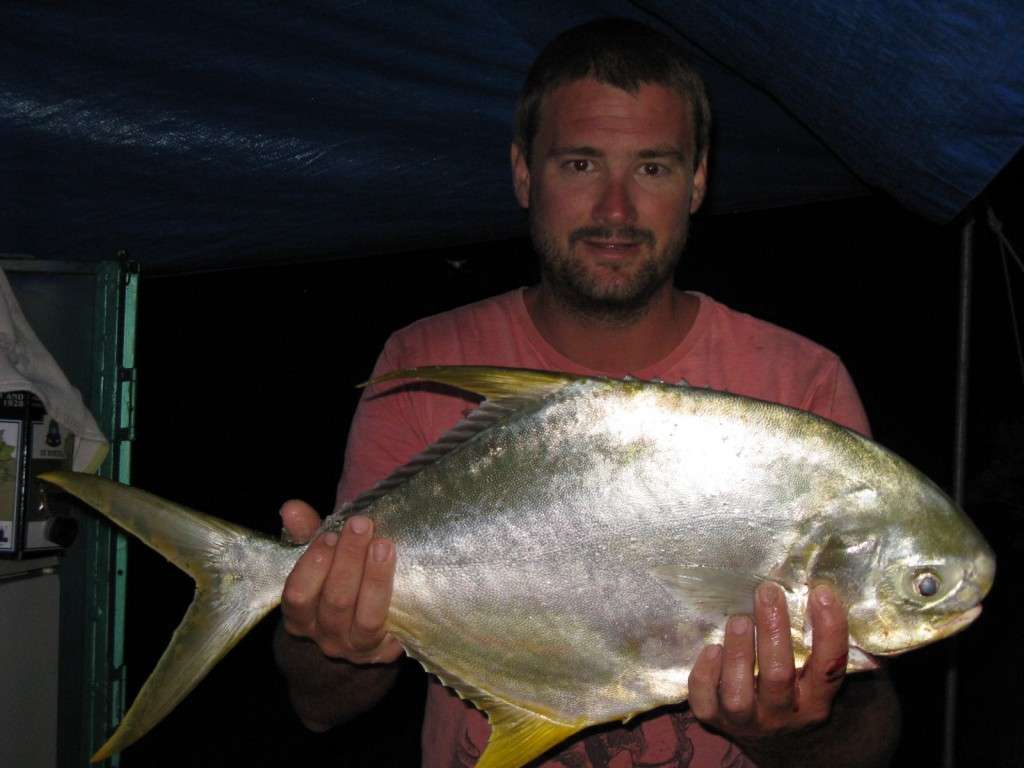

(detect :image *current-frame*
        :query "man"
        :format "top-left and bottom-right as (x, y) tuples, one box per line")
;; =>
(274, 18), (899, 768)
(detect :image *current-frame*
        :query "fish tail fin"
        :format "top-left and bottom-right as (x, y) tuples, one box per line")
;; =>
(40, 471), (298, 763)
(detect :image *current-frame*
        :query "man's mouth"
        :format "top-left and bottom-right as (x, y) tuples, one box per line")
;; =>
(582, 239), (644, 251)
(570, 227), (654, 251)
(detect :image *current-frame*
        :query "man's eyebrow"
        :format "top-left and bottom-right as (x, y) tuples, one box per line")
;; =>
(547, 146), (603, 158)
(637, 147), (688, 162)
(545, 146), (689, 163)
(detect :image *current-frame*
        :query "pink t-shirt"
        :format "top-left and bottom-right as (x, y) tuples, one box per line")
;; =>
(336, 289), (870, 768)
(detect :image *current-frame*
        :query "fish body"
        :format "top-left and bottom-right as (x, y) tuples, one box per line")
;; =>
(43, 366), (995, 767)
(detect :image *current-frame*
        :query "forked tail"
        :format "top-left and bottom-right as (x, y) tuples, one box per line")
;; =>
(41, 471), (302, 763)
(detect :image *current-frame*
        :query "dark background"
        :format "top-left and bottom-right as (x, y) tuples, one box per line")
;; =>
(122, 157), (1022, 766)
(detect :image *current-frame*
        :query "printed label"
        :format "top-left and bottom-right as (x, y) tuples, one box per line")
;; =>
(0, 420), (21, 552)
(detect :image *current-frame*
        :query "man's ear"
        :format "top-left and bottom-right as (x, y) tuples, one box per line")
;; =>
(510, 142), (531, 209)
(689, 149), (709, 214)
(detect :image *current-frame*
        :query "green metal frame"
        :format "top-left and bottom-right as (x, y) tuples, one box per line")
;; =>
(57, 261), (137, 768)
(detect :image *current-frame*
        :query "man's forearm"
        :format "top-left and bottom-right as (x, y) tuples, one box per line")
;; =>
(739, 671), (900, 768)
(273, 620), (401, 731)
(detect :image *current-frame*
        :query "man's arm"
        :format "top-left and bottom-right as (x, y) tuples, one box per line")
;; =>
(689, 583), (900, 767)
(273, 499), (403, 731)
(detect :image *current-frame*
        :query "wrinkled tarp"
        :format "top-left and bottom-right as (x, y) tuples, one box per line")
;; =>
(1, 1), (1021, 272)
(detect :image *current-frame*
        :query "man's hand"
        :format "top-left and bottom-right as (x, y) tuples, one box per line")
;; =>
(279, 500), (403, 665)
(688, 583), (848, 747)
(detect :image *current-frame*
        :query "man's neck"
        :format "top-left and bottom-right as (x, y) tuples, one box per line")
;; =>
(524, 284), (698, 375)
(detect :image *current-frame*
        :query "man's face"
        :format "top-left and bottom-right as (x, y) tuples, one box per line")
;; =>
(512, 78), (708, 320)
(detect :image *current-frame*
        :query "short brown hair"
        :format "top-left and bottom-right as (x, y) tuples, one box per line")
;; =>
(514, 18), (711, 170)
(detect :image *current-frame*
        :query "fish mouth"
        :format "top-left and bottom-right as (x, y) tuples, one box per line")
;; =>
(867, 605), (984, 658)
(934, 604), (983, 637)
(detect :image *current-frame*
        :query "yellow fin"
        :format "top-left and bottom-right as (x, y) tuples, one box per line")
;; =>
(393, 633), (584, 768)
(476, 701), (585, 768)
(40, 471), (300, 762)
(365, 365), (587, 403)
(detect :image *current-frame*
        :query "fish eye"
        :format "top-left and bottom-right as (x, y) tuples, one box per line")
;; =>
(914, 572), (940, 597)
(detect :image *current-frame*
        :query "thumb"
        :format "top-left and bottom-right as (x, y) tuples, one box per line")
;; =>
(279, 499), (322, 544)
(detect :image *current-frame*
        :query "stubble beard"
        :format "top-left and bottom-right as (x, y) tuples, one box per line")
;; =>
(532, 220), (686, 325)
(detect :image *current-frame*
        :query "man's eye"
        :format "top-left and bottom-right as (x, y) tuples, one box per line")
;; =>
(565, 159), (594, 173)
(639, 163), (668, 177)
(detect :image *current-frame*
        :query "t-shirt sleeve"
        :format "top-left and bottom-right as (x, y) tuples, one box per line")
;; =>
(805, 357), (872, 438)
(334, 337), (431, 509)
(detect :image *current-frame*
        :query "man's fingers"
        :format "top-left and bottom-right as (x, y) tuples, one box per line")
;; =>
(281, 530), (338, 636)
(316, 516), (374, 646)
(349, 539), (397, 654)
(799, 585), (849, 714)
(718, 615), (756, 723)
(687, 644), (723, 722)
(754, 582), (796, 714)
(280, 499), (322, 543)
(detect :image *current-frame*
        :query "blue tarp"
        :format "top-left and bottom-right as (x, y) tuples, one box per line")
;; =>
(1, 1), (1021, 272)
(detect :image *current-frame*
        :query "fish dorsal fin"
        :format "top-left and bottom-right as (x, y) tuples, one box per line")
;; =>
(334, 367), (586, 521)
(339, 397), (527, 520)
(365, 365), (586, 407)
(651, 565), (776, 617)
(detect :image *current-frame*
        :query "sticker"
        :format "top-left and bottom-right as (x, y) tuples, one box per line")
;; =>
(0, 421), (20, 552)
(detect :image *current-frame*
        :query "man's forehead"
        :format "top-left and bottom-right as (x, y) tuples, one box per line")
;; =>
(535, 78), (695, 152)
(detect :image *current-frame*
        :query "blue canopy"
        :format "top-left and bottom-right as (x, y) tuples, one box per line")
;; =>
(2, 1), (1021, 272)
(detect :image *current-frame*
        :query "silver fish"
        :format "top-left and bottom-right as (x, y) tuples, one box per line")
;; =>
(43, 366), (995, 767)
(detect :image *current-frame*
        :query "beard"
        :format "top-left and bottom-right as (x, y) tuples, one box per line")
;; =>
(532, 221), (686, 323)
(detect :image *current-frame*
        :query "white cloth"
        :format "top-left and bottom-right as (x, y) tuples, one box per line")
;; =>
(0, 268), (108, 473)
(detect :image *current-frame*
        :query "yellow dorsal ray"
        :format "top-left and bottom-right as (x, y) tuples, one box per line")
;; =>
(366, 365), (588, 404)
(40, 471), (300, 763)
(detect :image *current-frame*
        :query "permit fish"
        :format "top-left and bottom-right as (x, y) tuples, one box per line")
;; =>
(43, 366), (995, 766)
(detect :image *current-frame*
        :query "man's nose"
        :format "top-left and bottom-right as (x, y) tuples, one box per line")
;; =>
(592, 175), (636, 225)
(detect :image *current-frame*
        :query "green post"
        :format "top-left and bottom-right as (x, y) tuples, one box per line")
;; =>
(58, 261), (137, 767)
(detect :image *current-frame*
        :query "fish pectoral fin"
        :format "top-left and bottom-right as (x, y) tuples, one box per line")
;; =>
(365, 365), (585, 404)
(650, 565), (776, 617)
(476, 701), (585, 768)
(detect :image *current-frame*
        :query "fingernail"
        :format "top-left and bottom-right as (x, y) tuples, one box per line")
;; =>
(322, 532), (338, 547)
(371, 540), (392, 563)
(705, 644), (722, 661)
(349, 516), (370, 535)
(814, 585), (835, 607)
(758, 582), (780, 606)
(728, 616), (751, 635)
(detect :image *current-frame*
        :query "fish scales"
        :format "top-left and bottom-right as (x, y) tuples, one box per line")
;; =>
(375, 379), (858, 723)
(39, 366), (995, 767)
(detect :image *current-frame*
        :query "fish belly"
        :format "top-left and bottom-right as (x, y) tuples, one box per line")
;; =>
(376, 381), (822, 723)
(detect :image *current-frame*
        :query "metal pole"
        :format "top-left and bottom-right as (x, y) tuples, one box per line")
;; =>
(942, 214), (974, 768)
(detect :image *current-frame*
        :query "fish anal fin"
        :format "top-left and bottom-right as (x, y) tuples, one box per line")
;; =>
(392, 630), (583, 768)
(651, 565), (780, 617)
(477, 703), (584, 768)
